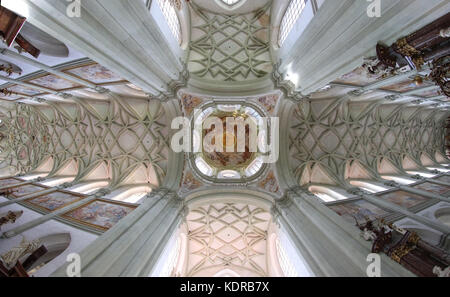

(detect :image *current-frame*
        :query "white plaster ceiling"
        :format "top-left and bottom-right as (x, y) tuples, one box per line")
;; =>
(185, 202), (271, 277)
(192, 0), (270, 15)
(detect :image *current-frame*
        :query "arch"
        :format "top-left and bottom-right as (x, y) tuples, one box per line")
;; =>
(32, 156), (54, 176)
(214, 0), (247, 11)
(185, 188), (274, 210)
(301, 164), (337, 186)
(52, 159), (78, 178)
(345, 160), (376, 180)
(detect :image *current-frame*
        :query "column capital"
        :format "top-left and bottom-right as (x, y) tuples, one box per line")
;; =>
(94, 188), (111, 198)
(56, 182), (73, 190)
(144, 188), (177, 199)
(410, 174), (425, 180)
(384, 180), (400, 188)
(32, 176), (46, 183)
(346, 187), (371, 196)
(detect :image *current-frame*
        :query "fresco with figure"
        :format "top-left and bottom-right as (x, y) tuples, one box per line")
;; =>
(379, 191), (429, 209)
(329, 200), (390, 224)
(25, 192), (85, 212)
(11, 184), (46, 198)
(413, 182), (450, 196)
(63, 200), (137, 231)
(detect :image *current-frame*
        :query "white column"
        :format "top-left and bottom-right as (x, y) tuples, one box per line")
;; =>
(22, 0), (185, 96)
(273, 188), (413, 277)
(280, 0), (450, 95)
(51, 189), (184, 277)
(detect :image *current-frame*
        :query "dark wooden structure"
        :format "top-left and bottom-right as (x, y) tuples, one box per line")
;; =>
(0, 245), (48, 277)
(357, 220), (449, 277)
(376, 13), (450, 97)
(0, 6), (40, 58)
(0, 6), (26, 47)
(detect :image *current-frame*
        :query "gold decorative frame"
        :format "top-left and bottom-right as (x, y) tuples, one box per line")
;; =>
(61, 198), (138, 231)
(22, 189), (88, 213)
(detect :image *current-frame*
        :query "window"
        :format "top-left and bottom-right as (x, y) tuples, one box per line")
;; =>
(159, 236), (181, 277)
(349, 181), (388, 194)
(407, 171), (438, 178)
(217, 170), (241, 179)
(245, 157), (263, 177)
(312, 192), (336, 202)
(279, 0), (307, 46)
(275, 238), (299, 277)
(123, 192), (147, 204)
(309, 186), (349, 202)
(382, 176), (415, 185)
(220, 0), (242, 5)
(427, 167), (450, 173)
(195, 157), (214, 176)
(157, 0), (181, 44)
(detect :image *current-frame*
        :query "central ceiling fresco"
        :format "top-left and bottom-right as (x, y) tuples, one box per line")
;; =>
(202, 111), (256, 170)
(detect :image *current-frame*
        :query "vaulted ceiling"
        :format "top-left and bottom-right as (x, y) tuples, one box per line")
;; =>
(0, 0), (448, 197)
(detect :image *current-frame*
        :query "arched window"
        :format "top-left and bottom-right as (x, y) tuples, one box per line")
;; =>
(382, 176), (416, 185)
(69, 181), (109, 195)
(275, 238), (299, 277)
(123, 192), (146, 204)
(349, 181), (388, 194)
(220, 0), (242, 5)
(157, 0), (181, 44)
(406, 171), (438, 178)
(427, 167), (450, 173)
(158, 235), (182, 277)
(309, 186), (349, 202)
(214, 269), (241, 277)
(278, 0), (307, 46)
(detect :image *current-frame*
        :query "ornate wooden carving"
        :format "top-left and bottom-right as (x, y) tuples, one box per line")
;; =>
(430, 56), (450, 97)
(377, 12), (450, 70)
(0, 210), (23, 228)
(0, 6), (26, 47)
(15, 34), (40, 58)
(357, 219), (450, 277)
(0, 245), (48, 277)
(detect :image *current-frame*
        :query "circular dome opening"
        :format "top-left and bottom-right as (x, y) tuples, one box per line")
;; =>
(191, 103), (267, 182)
